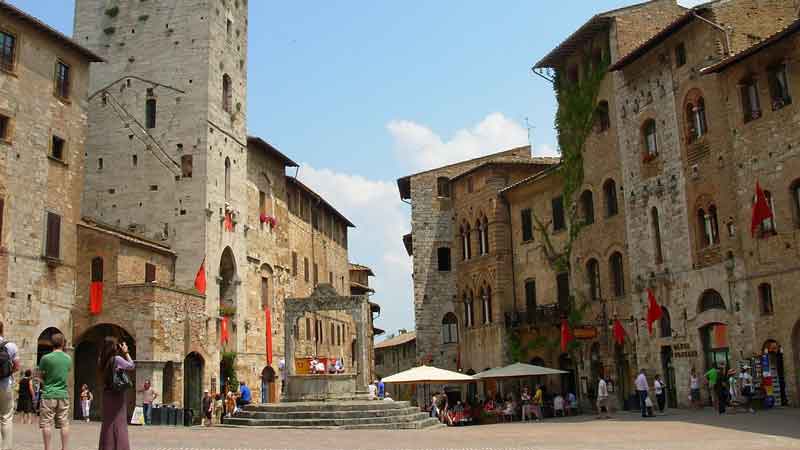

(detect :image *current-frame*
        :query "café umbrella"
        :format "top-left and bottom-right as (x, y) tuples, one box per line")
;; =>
(381, 365), (475, 384)
(474, 362), (567, 380)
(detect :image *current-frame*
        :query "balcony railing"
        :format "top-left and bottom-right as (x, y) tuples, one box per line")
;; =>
(505, 303), (571, 329)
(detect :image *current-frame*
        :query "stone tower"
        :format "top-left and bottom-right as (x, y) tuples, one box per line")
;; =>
(74, 0), (249, 314)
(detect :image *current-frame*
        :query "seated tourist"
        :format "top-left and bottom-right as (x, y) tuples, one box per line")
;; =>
(335, 358), (344, 373)
(553, 394), (565, 417)
(236, 381), (252, 408)
(314, 359), (325, 373)
(310, 356), (319, 374)
(368, 380), (377, 400)
(501, 397), (515, 422)
(328, 358), (337, 374)
(567, 392), (578, 415)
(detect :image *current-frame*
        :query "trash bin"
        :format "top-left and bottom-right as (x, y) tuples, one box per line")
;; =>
(165, 406), (176, 426)
(151, 406), (162, 425)
(175, 408), (183, 427)
(183, 409), (193, 427)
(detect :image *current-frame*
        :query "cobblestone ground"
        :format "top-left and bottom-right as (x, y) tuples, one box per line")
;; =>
(11, 409), (800, 450)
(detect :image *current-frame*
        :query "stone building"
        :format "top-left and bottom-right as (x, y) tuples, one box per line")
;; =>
(65, 0), (364, 411)
(349, 263), (381, 382)
(608, 0), (799, 407)
(374, 330), (416, 400)
(397, 147), (545, 371)
(0, 1), (102, 372)
(701, 17), (800, 406)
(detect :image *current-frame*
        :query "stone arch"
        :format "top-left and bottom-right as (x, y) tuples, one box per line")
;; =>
(683, 87), (708, 142)
(602, 178), (618, 217)
(579, 189), (595, 225)
(698, 289), (725, 314)
(36, 326), (64, 364)
(219, 246), (238, 308)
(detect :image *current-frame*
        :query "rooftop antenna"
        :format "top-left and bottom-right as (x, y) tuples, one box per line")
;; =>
(524, 117), (534, 154)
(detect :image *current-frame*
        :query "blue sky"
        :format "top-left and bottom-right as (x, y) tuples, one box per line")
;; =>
(11, 0), (701, 338)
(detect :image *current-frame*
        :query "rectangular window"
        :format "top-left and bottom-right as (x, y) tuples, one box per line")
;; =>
(261, 277), (269, 309)
(0, 198), (4, 246)
(525, 280), (536, 323)
(51, 135), (66, 161)
(741, 79), (761, 122)
(768, 64), (792, 110)
(54, 61), (71, 99)
(0, 31), (16, 72)
(556, 272), (570, 311)
(304, 257), (309, 282)
(45, 212), (61, 259)
(675, 43), (687, 67)
(305, 318), (311, 341)
(521, 208), (533, 241)
(259, 191), (266, 215)
(329, 271), (333, 285)
(313, 263), (319, 285)
(552, 196), (566, 232)
(0, 114), (9, 141)
(292, 252), (298, 276)
(145, 98), (157, 128)
(145, 263), (156, 283)
(436, 177), (450, 198)
(180, 155), (193, 178)
(437, 247), (451, 271)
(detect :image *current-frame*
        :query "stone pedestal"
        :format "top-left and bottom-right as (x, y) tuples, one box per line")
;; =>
(284, 374), (366, 402)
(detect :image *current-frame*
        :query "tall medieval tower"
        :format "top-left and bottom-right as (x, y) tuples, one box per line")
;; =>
(73, 0), (249, 331)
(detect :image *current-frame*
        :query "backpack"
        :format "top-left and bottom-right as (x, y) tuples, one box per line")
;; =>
(0, 341), (13, 379)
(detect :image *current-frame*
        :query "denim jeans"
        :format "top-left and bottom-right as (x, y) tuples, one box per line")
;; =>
(637, 390), (648, 417)
(143, 403), (152, 425)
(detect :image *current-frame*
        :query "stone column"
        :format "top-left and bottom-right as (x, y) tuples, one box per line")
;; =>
(134, 361), (166, 405)
(355, 302), (370, 393)
(282, 311), (296, 401)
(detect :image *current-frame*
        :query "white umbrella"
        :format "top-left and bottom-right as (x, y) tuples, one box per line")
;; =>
(382, 365), (475, 384)
(474, 362), (567, 380)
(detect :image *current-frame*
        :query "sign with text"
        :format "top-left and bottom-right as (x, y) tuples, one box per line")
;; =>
(574, 326), (598, 340)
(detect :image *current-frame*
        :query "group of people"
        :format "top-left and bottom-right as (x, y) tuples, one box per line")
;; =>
(367, 378), (386, 400)
(692, 364), (755, 414)
(200, 380), (254, 426)
(633, 370), (669, 418)
(308, 356), (344, 374)
(0, 321), (139, 450)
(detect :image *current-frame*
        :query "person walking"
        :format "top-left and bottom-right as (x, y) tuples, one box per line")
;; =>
(704, 365), (720, 414)
(18, 370), (35, 424)
(635, 369), (649, 418)
(738, 366), (755, 413)
(654, 375), (666, 414)
(38, 332), (72, 450)
(98, 336), (135, 450)
(79, 384), (93, 423)
(0, 321), (20, 450)
(139, 380), (157, 425)
(596, 375), (610, 419)
(689, 368), (701, 410)
(201, 390), (213, 427)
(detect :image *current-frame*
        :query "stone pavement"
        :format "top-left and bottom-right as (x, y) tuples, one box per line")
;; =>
(10, 408), (800, 450)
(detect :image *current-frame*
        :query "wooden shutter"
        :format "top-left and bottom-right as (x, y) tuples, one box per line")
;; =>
(261, 277), (269, 309)
(45, 212), (61, 258)
(145, 263), (156, 283)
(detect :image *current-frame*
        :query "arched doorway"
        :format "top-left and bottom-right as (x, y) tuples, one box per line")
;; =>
(762, 339), (788, 406)
(700, 322), (729, 371)
(37, 327), (64, 364)
(261, 366), (276, 403)
(614, 344), (631, 410)
(219, 247), (237, 351)
(73, 324), (136, 420)
(183, 352), (204, 422)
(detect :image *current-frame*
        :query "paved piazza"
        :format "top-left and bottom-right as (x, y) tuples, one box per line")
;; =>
(11, 409), (800, 450)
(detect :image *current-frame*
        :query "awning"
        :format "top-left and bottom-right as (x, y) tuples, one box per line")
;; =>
(382, 365), (475, 384)
(474, 362), (567, 380)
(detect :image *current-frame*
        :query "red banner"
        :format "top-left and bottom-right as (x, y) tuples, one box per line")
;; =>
(89, 281), (103, 315)
(265, 308), (273, 365)
(221, 317), (230, 344)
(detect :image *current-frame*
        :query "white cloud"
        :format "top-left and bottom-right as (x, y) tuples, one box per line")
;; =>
(296, 165), (414, 335)
(387, 112), (530, 172)
(535, 142), (559, 157)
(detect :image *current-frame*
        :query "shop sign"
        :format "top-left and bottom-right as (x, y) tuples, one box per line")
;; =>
(574, 326), (598, 340)
(672, 342), (697, 359)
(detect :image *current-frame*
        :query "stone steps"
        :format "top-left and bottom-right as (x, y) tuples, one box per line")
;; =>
(223, 401), (440, 430)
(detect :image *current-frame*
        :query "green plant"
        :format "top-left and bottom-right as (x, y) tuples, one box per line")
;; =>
(221, 351), (238, 389)
(219, 305), (237, 317)
(105, 6), (119, 17)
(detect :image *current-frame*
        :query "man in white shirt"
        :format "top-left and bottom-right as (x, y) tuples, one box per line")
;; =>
(739, 366), (754, 413)
(597, 375), (610, 419)
(368, 380), (378, 400)
(0, 321), (20, 450)
(635, 369), (649, 418)
(278, 358), (287, 394)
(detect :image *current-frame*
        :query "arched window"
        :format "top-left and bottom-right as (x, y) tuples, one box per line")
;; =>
(479, 216), (489, 255)
(697, 204), (720, 248)
(792, 179), (800, 228)
(651, 207), (664, 264)
(659, 307), (672, 338)
(441, 313), (458, 344)
(461, 223), (472, 260)
(686, 97), (708, 142)
(586, 258), (600, 301)
(698, 289), (726, 313)
(761, 190), (776, 233)
(595, 101), (610, 133)
(758, 283), (774, 315)
(222, 74), (232, 112)
(482, 286), (493, 324)
(580, 190), (595, 225)
(603, 179), (618, 217)
(609, 252), (625, 298)
(740, 76), (761, 122)
(91, 257), (103, 282)
(476, 219), (485, 256)
(643, 119), (658, 159)
(224, 157), (231, 202)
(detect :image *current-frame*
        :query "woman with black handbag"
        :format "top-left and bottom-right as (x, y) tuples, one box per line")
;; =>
(98, 336), (135, 450)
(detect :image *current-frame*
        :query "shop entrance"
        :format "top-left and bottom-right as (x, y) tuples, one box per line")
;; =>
(559, 353), (577, 397)
(183, 352), (204, 420)
(701, 323), (730, 370)
(762, 340), (788, 406)
(614, 344), (631, 410)
(261, 366), (276, 403)
(660, 346), (677, 408)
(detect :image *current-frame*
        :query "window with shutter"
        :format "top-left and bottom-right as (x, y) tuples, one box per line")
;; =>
(525, 280), (536, 323)
(91, 257), (103, 282)
(521, 209), (533, 241)
(552, 196), (566, 231)
(556, 272), (570, 310)
(145, 263), (156, 283)
(45, 212), (61, 259)
(261, 277), (269, 309)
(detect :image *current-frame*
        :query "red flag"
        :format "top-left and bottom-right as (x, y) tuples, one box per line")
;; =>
(224, 212), (234, 231)
(646, 289), (663, 335)
(750, 182), (773, 237)
(613, 319), (626, 345)
(560, 319), (573, 353)
(220, 317), (230, 344)
(265, 308), (273, 365)
(89, 281), (103, 315)
(194, 258), (206, 295)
